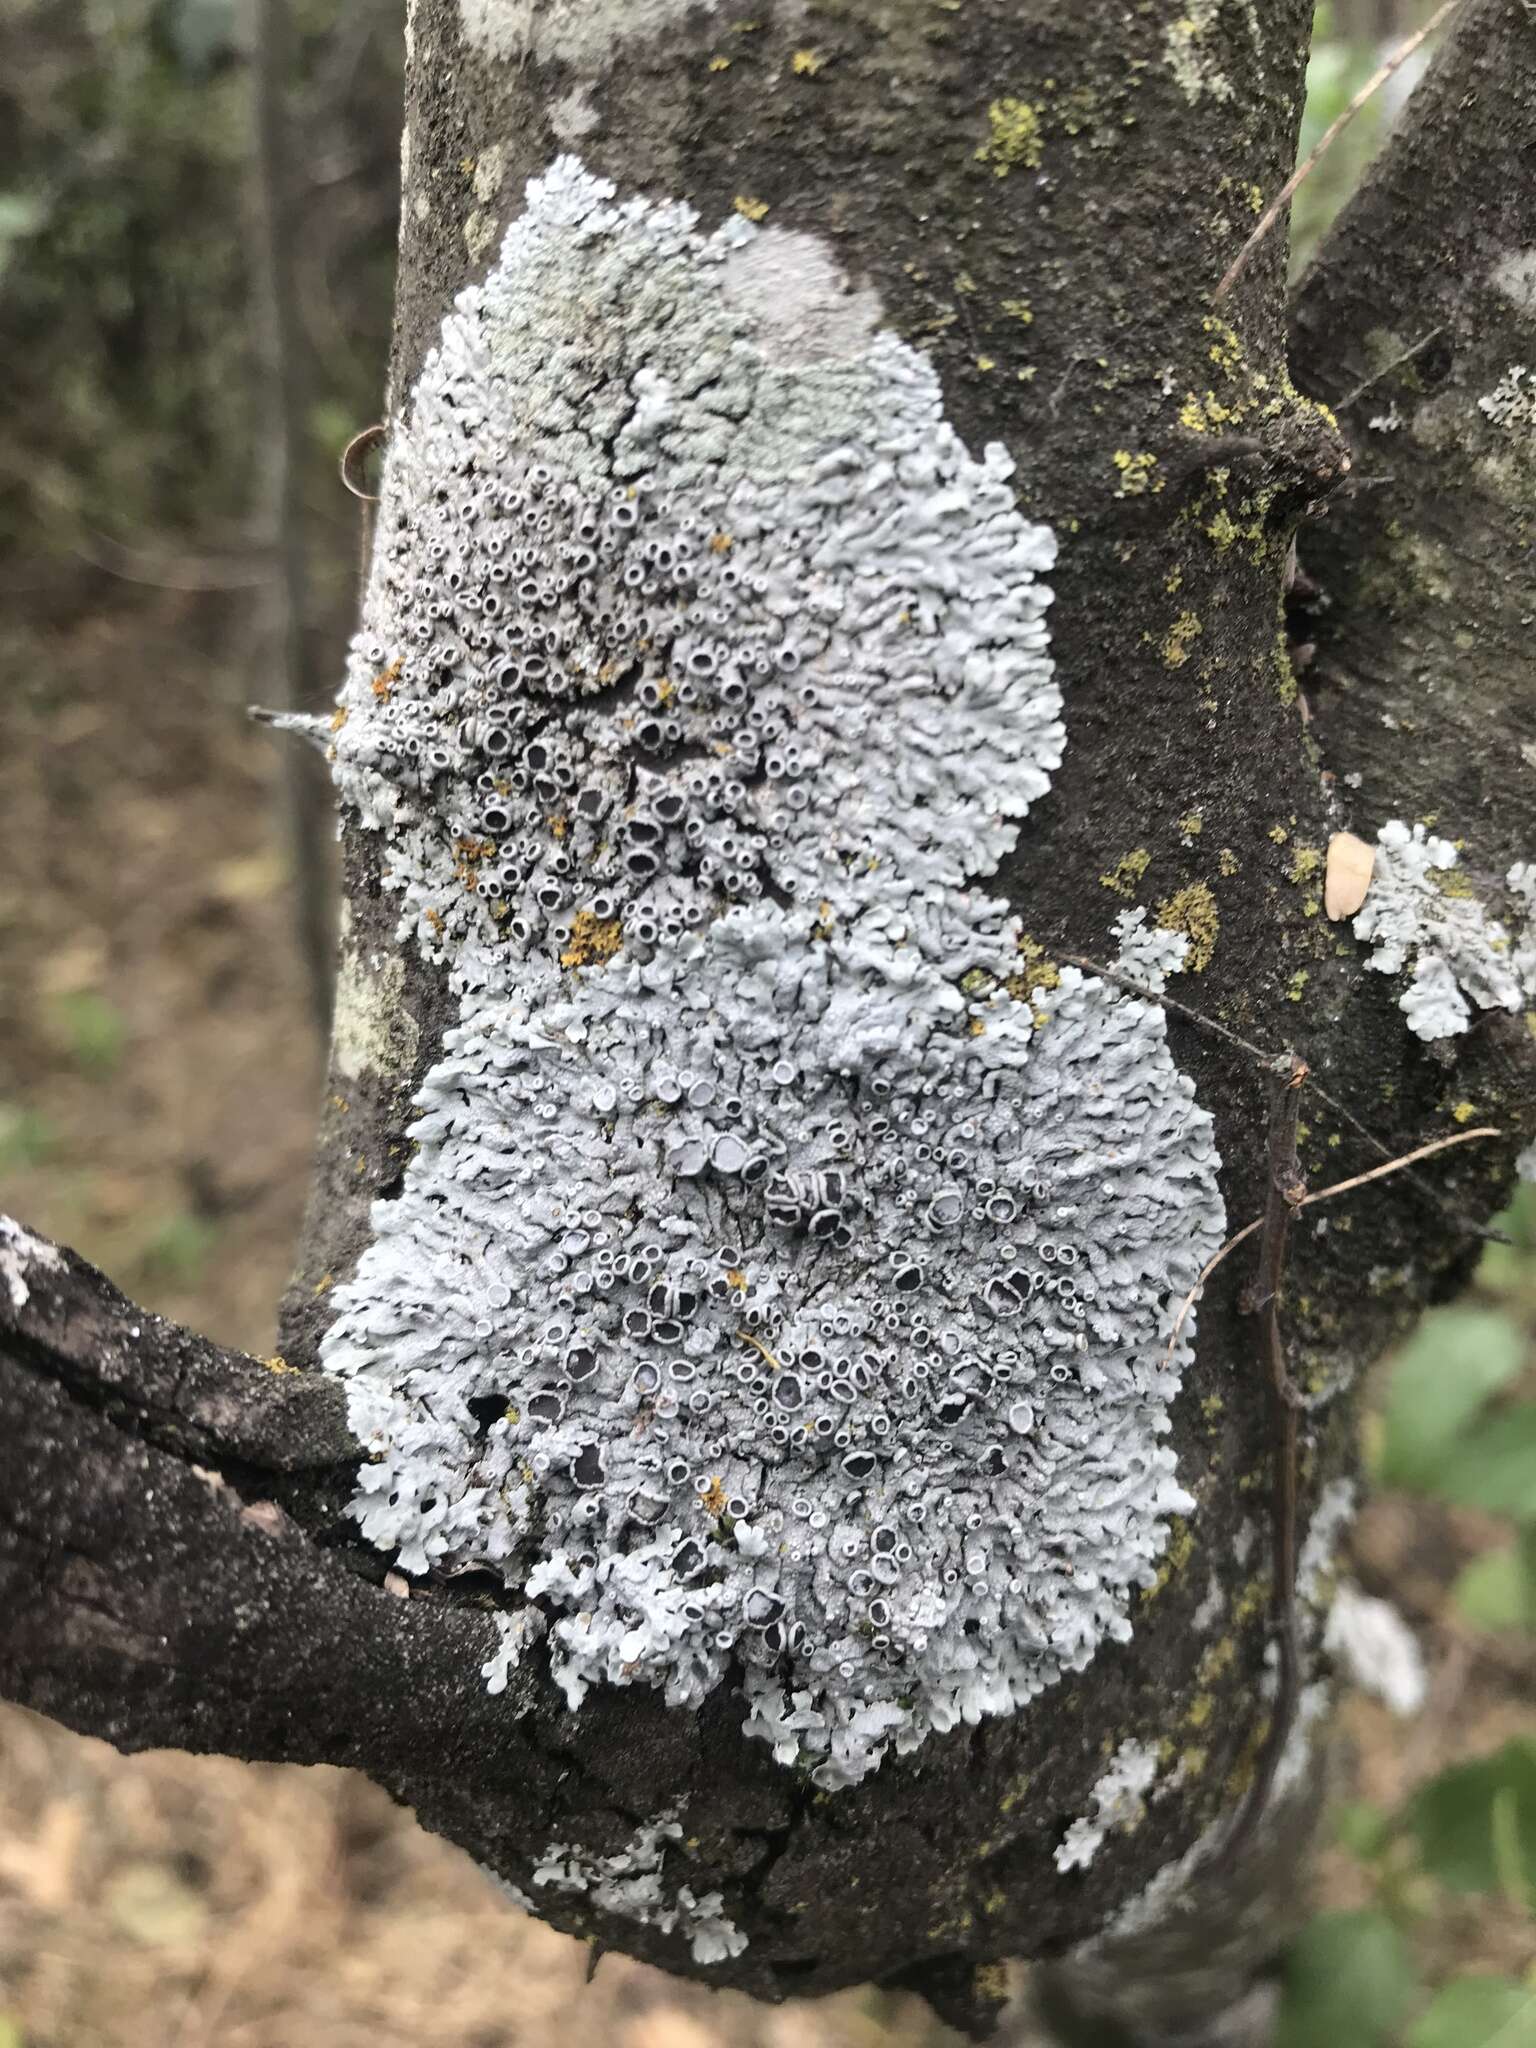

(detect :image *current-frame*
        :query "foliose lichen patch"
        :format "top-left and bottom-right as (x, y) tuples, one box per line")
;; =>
(0, 1213), (63, 1313)
(1352, 820), (1536, 1042)
(526, 1808), (747, 1964)
(1054, 1738), (1161, 1873)
(320, 157), (1226, 1790)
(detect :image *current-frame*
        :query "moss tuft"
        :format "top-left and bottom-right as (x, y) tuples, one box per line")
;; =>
(1156, 881), (1219, 972)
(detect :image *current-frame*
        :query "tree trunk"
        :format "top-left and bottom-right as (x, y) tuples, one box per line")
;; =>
(3, 2), (1533, 2041)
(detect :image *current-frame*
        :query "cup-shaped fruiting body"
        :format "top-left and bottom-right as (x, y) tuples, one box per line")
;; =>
(322, 158), (1226, 1795)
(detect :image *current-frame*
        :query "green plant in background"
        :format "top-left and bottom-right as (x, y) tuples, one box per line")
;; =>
(1290, 2), (1446, 274)
(1280, 1745), (1536, 2045)
(46, 989), (128, 1078)
(1279, 1189), (1536, 2045)
(0, 1104), (54, 1172)
(0, 0), (399, 559)
(1380, 1193), (1536, 1630)
(131, 1206), (219, 1285)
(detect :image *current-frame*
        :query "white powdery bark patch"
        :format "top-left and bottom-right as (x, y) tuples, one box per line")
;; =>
(458, 0), (741, 70)
(0, 1213), (63, 1313)
(1296, 1476), (1355, 1609)
(1324, 1584), (1426, 1719)
(1054, 1738), (1161, 1874)
(530, 1808), (747, 1965)
(1353, 821), (1536, 1043)
(320, 157), (1226, 1789)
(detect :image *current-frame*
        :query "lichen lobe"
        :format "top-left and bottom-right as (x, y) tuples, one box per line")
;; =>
(321, 157), (1225, 1801)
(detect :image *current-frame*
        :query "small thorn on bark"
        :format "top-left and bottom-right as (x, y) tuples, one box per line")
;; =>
(249, 707), (334, 752)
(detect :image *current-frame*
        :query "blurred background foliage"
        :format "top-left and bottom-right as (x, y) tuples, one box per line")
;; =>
(0, 0), (398, 568)
(0, 1), (1531, 2044)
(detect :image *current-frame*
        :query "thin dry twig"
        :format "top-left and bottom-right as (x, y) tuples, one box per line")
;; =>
(1064, 955), (1282, 1067)
(341, 421), (386, 600)
(340, 421), (386, 501)
(1067, 954), (1511, 1246)
(1214, 1053), (1309, 1875)
(1162, 1123), (1502, 1364)
(1335, 324), (1446, 411)
(1213, 0), (1462, 302)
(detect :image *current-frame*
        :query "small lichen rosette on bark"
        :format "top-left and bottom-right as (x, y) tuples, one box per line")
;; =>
(1353, 820), (1536, 1043)
(321, 158), (1226, 1790)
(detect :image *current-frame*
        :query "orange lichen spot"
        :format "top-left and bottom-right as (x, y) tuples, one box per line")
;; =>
(425, 906), (445, 935)
(560, 909), (624, 969)
(549, 815), (569, 839)
(969, 1017), (986, 1036)
(700, 1476), (729, 1517)
(734, 195), (770, 222)
(709, 532), (734, 553)
(371, 657), (402, 701)
(260, 1354), (298, 1374)
(726, 1268), (748, 1291)
(329, 706), (349, 732)
(313, 1272), (334, 1295)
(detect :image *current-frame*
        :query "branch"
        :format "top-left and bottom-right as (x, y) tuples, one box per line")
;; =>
(0, 1216), (531, 1776)
(1289, 0), (1536, 879)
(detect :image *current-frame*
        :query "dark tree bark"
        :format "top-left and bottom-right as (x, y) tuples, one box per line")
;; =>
(1289, 0), (1536, 898)
(4, 3), (1534, 2042)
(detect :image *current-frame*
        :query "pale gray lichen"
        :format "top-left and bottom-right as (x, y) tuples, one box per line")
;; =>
(1111, 908), (1189, 996)
(0, 1213), (62, 1313)
(530, 1807), (747, 1964)
(1297, 1476), (1354, 1611)
(1324, 1584), (1425, 1719)
(1477, 364), (1536, 431)
(472, 143), (509, 206)
(464, 209), (499, 264)
(330, 912), (420, 1084)
(1163, 0), (1261, 105)
(1490, 252), (1536, 314)
(320, 157), (1226, 1789)
(1353, 821), (1536, 1042)
(1054, 1738), (1161, 1873)
(458, 0), (740, 69)
(481, 1606), (546, 1697)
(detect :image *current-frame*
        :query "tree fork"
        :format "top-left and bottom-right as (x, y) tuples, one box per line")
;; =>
(4, 2), (1534, 2041)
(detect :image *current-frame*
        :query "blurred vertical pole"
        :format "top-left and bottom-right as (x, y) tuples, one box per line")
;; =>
(250, 0), (336, 1042)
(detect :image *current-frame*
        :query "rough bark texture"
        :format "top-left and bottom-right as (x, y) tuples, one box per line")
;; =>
(1288, 0), (1536, 1057)
(5, 2), (1535, 2042)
